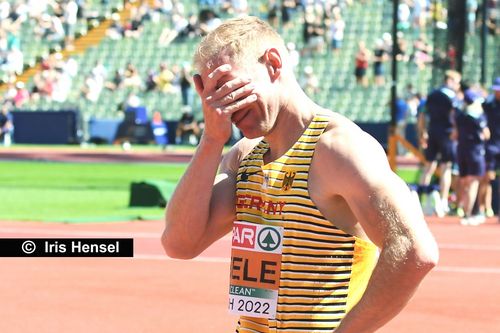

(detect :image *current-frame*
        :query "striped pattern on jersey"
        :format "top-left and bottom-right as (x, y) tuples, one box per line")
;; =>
(234, 114), (378, 332)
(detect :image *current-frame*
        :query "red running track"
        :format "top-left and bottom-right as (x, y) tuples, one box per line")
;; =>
(0, 217), (499, 333)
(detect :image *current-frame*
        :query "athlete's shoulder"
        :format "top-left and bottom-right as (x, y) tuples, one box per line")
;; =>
(220, 137), (262, 174)
(311, 111), (391, 195)
(316, 111), (388, 170)
(319, 111), (372, 146)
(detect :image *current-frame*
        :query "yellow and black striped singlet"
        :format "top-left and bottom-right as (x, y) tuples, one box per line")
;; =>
(234, 114), (378, 332)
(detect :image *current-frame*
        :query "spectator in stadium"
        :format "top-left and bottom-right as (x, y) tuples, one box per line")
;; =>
(299, 65), (319, 97)
(105, 69), (125, 91)
(354, 41), (370, 86)
(0, 1), (11, 21)
(229, 0), (249, 16)
(446, 45), (457, 70)
(151, 110), (168, 148)
(63, 55), (78, 77)
(154, 62), (175, 93)
(179, 13), (200, 39)
(485, 6), (499, 35)
(405, 84), (422, 119)
(397, 0), (411, 31)
(5, 1), (28, 24)
(170, 63), (182, 93)
(280, 0), (296, 30)
(62, 0), (78, 50)
(0, 26), (23, 77)
(328, 6), (345, 54)
(381, 31), (393, 51)
(51, 64), (73, 103)
(12, 81), (29, 107)
(180, 63), (194, 107)
(373, 38), (387, 86)
(162, 16), (438, 333)
(2, 80), (16, 103)
(466, 0), (478, 34)
(174, 106), (201, 145)
(412, 35), (433, 71)
(123, 62), (142, 89)
(106, 13), (125, 40)
(40, 51), (62, 71)
(198, 8), (222, 36)
(411, 0), (428, 31)
(90, 60), (107, 80)
(393, 95), (410, 155)
(0, 101), (13, 146)
(301, 3), (326, 56)
(479, 77), (500, 222)
(38, 13), (65, 44)
(31, 69), (55, 101)
(198, 0), (220, 8)
(158, 11), (198, 47)
(267, 0), (279, 28)
(81, 70), (103, 102)
(286, 41), (300, 74)
(144, 68), (157, 92)
(394, 31), (410, 62)
(123, 4), (147, 39)
(418, 70), (462, 217)
(455, 89), (489, 225)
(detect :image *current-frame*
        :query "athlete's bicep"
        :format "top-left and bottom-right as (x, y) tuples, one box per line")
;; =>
(346, 170), (423, 249)
(325, 129), (425, 248)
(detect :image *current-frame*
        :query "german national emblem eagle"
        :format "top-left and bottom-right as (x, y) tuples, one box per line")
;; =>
(282, 171), (296, 191)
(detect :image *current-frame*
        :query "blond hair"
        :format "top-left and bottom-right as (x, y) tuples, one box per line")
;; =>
(193, 16), (286, 73)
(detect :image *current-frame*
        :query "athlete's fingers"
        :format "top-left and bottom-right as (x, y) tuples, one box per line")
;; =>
(213, 76), (252, 98)
(193, 74), (204, 96)
(217, 94), (258, 115)
(216, 82), (255, 107)
(206, 77), (252, 105)
(204, 64), (232, 92)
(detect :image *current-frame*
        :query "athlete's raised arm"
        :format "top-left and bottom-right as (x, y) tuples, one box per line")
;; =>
(161, 63), (258, 259)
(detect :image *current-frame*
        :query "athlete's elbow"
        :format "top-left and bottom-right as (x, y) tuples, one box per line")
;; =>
(161, 230), (199, 260)
(412, 238), (439, 275)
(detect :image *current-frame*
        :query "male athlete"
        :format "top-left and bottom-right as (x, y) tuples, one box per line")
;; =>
(162, 16), (438, 332)
(418, 70), (462, 216)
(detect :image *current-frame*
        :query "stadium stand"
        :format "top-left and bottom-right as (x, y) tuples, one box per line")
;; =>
(1, 0), (498, 143)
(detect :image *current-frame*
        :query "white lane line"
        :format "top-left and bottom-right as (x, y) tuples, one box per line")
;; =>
(435, 266), (500, 274)
(133, 254), (230, 263)
(0, 228), (498, 251)
(132, 255), (500, 274)
(439, 243), (500, 251)
(0, 227), (160, 239)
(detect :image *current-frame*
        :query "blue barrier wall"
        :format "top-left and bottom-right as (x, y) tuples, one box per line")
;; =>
(356, 122), (418, 150)
(12, 110), (81, 144)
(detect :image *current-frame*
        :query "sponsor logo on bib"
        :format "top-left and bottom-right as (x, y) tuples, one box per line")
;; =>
(228, 221), (283, 318)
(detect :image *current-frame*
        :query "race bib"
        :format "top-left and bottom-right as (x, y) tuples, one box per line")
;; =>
(228, 221), (283, 318)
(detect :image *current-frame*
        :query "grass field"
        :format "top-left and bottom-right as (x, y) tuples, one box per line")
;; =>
(0, 158), (423, 222)
(0, 161), (187, 222)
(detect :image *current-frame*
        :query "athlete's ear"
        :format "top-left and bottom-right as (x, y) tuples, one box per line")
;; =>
(263, 48), (282, 82)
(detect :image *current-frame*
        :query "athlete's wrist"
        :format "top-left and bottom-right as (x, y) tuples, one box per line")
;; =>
(198, 133), (227, 151)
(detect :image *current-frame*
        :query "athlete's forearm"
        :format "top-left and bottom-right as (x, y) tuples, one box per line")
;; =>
(334, 238), (437, 333)
(162, 137), (225, 259)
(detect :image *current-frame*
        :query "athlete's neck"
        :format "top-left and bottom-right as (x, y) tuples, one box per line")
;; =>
(263, 91), (318, 164)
